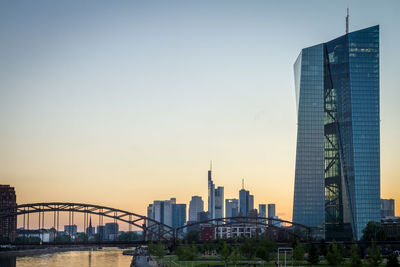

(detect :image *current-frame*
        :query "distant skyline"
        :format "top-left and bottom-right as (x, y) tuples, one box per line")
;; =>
(1, 0), (399, 229)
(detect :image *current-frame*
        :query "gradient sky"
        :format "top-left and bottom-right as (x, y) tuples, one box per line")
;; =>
(1, 0), (399, 230)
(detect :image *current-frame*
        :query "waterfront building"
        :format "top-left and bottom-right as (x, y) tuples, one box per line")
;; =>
(381, 199), (395, 219)
(292, 24), (380, 240)
(189, 196), (204, 222)
(0, 185), (17, 241)
(97, 225), (105, 239)
(105, 222), (119, 240)
(64, 225), (77, 236)
(226, 199), (239, 218)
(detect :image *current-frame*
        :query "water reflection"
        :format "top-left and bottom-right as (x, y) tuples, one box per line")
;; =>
(1, 248), (132, 267)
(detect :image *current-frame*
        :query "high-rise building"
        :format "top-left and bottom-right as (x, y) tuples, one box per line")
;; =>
(172, 204), (187, 229)
(268, 204), (275, 218)
(226, 199), (239, 218)
(207, 163), (224, 220)
(151, 198), (175, 228)
(381, 199), (395, 219)
(292, 25), (380, 240)
(215, 187), (224, 219)
(249, 195), (254, 211)
(259, 204), (267, 218)
(189, 196), (204, 222)
(0, 185), (17, 241)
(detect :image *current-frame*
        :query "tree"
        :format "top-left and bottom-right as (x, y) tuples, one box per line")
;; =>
(362, 221), (387, 241)
(387, 252), (400, 267)
(184, 230), (199, 243)
(148, 242), (166, 261)
(326, 241), (343, 266)
(239, 239), (256, 259)
(292, 239), (305, 265)
(117, 231), (140, 241)
(230, 247), (241, 267)
(256, 246), (270, 263)
(350, 243), (362, 267)
(307, 243), (319, 265)
(366, 240), (382, 267)
(54, 234), (71, 243)
(75, 233), (88, 242)
(219, 242), (232, 266)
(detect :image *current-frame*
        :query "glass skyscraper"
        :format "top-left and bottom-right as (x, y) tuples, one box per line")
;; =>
(292, 25), (380, 240)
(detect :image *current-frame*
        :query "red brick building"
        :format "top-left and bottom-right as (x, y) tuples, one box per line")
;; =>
(200, 225), (214, 241)
(0, 185), (17, 241)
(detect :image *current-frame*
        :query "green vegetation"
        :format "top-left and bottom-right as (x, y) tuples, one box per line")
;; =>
(148, 242), (166, 261)
(117, 231), (140, 241)
(293, 239), (305, 265)
(366, 240), (382, 267)
(387, 252), (400, 267)
(362, 221), (387, 241)
(326, 240), (343, 266)
(307, 243), (320, 265)
(349, 243), (362, 267)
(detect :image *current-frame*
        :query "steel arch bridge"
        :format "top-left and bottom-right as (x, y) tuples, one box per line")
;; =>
(0, 202), (174, 241)
(176, 216), (312, 241)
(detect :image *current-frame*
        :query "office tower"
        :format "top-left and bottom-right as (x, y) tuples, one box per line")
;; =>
(215, 187), (224, 219)
(208, 165), (215, 219)
(151, 198), (175, 228)
(239, 188), (250, 216)
(147, 204), (154, 227)
(198, 211), (209, 222)
(173, 204), (187, 229)
(249, 195), (254, 211)
(381, 199), (395, 219)
(207, 163), (224, 220)
(105, 222), (119, 240)
(189, 196), (204, 222)
(226, 199), (239, 218)
(0, 185), (17, 241)
(293, 25), (380, 240)
(268, 204), (275, 218)
(259, 204), (267, 218)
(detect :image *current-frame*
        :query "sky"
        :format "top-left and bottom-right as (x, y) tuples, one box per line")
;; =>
(1, 0), (399, 231)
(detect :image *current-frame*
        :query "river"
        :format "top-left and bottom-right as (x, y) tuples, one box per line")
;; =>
(0, 248), (133, 267)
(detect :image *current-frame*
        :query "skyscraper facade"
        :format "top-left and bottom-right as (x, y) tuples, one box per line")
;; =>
(215, 186), (224, 219)
(239, 189), (250, 216)
(0, 185), (17, 241)
(380, 199), (395, 219)
(226, 199), (239, 218)
(189, 196), (204, 222)
(172, 204), (187, 229)
(207, 164), (224, 220)
(292, 25), (380, 240)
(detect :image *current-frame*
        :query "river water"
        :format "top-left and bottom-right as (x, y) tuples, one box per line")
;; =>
(0, 248), (133, 267)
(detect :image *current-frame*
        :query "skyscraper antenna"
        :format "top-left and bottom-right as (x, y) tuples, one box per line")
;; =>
(210, 160), (212, 171)
(346, 7), (349, 34)
(242, 178), (244, 189)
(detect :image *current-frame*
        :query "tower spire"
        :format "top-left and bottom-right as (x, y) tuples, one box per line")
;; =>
(210, 160), (212, 171)
(346, 7), (349, 34)
(242, 178), (244, 189)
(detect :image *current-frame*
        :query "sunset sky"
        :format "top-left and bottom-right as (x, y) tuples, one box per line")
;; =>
(1, 0), (399, 230)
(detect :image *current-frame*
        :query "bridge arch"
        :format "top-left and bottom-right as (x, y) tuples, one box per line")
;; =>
(0, 202), (174, 241)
